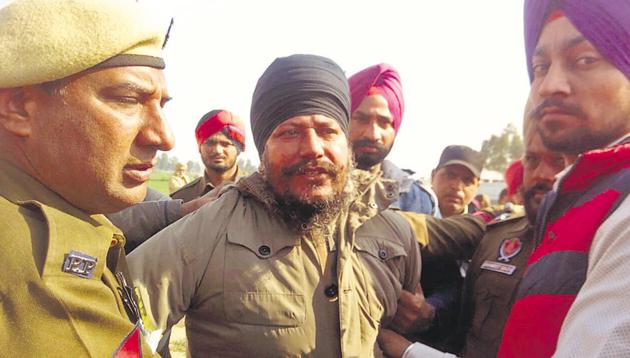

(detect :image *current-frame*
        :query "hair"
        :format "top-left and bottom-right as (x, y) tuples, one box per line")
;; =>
(38, 78), (69, 97)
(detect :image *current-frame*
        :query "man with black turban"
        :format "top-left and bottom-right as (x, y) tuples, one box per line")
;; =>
(128, 54), (422, 357)
(497, 0), (630, 356)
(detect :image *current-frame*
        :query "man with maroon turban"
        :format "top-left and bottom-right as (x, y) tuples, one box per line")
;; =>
(498, 1), (630, 356)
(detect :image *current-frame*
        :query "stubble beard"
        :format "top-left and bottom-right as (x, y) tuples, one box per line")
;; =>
(203, 156), (237, 174)
(531, 97), (629, 155)
(538, 125), (624, 155)
(352, 139), (392, 170)
(521, 182), (553, 225)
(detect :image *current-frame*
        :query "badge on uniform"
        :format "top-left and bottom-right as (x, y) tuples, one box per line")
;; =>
(481, 260), (517, 275)
(113, 323), (143, 358)
(62, 250), (97, 279)
(498, 237), (522, 262)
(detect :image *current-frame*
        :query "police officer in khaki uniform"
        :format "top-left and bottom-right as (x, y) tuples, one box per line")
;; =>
(0, 0), (173, 355)
(377, 103), (568, 358)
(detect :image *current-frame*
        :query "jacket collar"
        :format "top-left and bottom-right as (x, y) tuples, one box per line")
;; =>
(235, 169), (400, 228)
(0, 159), (123, 234)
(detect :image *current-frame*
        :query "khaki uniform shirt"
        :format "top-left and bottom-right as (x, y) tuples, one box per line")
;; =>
(460, 214), (533, 358)
(0, 160), (155, 357)
(170, 166), (244, 203)
(168, 173), (189, 193)
(129, 170), (421, 357)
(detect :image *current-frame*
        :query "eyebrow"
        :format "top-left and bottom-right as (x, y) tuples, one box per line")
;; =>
(104, 82), (173, 104)
(533, 35), (587, 57)
(352, 110), (392, 121)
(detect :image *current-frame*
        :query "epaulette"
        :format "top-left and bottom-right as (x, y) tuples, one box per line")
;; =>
(487, 204), (525, 226)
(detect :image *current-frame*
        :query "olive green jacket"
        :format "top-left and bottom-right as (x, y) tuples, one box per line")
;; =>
(129, 170), (421, 357)
(0, 160), (155, 357)
(460, 214), (532, 358)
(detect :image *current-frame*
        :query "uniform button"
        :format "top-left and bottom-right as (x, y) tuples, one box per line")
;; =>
(258, 245), (271, 256)
(378, 249), (388, 260)
(368, 202), (377, 209)
(386, 192), (395, 198)
(549, 231), (556, 240)
(324, 284), (338, 299)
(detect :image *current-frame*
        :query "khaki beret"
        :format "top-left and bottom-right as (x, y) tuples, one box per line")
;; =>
(0, 0), (166, 88)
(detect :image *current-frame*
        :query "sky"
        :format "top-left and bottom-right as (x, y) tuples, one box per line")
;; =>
(2, 0), (531, 178)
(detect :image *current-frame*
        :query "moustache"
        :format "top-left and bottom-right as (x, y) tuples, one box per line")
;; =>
(529, 97), (586, 121)
(281, 159), (339, 177)
(523, 181), (553, 198)
(353, 139), (387, 152)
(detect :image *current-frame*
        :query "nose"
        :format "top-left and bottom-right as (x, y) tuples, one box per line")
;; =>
(533, 159), (558, 185)
(208, 143), (224, 155)
(536, 63), (571, 99)
(449, 178), (465, 193)
(299, 129), (325, 160)
(139, 105), (175, 151)
(361, 120), (382, 142)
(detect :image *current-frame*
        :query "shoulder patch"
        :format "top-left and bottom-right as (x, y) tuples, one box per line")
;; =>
(487, 208), (526, 226)
(113, 324), (143, 357)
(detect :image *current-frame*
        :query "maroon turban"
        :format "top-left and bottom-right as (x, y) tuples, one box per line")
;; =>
(348, 63), (404, 133)
(525, 0), (630, 81)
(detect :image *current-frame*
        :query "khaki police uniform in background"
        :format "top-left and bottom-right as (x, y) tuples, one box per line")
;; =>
(0, 160), (155, 356)
(168, 172), (189, 194)
(170, 166), (245, 203)
(459, 213), (533, 357)
(129, 170), (421, 357)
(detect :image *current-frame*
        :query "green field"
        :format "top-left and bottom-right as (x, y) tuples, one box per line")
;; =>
(148, 170), (171, 195)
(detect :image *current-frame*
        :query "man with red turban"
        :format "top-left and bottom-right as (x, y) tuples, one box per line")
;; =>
(171, 109), (247, 202)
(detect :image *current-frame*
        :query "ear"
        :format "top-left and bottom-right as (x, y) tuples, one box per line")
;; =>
(0, 87), (34, 137)
(431, 169), (437, 183)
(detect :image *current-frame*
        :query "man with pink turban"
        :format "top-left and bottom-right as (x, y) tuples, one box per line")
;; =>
(348, 63), (435, 214)
(349, 64), (466, 352)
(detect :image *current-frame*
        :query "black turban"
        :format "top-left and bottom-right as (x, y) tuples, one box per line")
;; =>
(250, 54), (351, 156)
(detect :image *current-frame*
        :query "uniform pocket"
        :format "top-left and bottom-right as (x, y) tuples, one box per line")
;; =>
(223, 291), (305, 327)
(355, 236), (408, 278)
(354, 236), (409, 324)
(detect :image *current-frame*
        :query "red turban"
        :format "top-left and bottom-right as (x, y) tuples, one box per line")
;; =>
(505, 159), (524, 197)
(348, 63), (404, 133)
(195, 110), (246, 150)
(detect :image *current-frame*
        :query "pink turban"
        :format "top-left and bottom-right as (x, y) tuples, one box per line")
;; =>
(348, 63), (404, 133)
